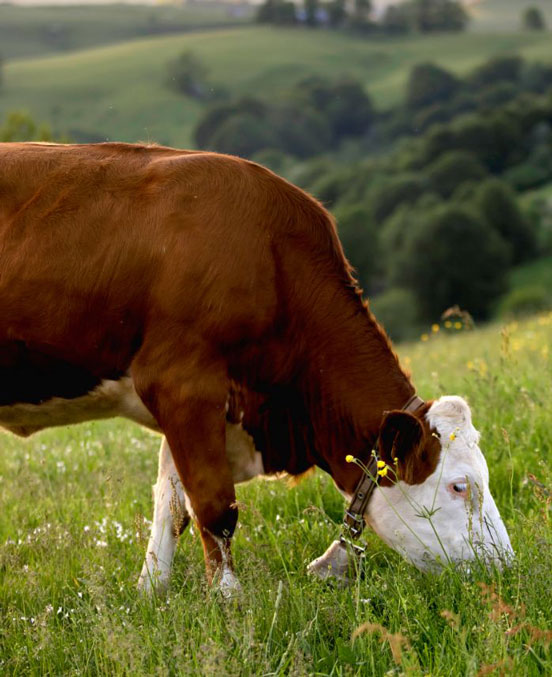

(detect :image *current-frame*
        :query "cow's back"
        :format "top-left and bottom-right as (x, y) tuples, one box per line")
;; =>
(0, 142), (284, 406)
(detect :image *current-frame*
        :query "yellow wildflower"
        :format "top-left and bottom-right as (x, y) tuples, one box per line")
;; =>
(345, 454), (354, 463)
(377, 465), (388, 478)
(431, 324), (440, 333)
(421, 333), (429, 342)
(449, 432), (456, 441)
(444, 320), (452, 329)
(454, 322), (462, 330)
(377, 460), (386, 469)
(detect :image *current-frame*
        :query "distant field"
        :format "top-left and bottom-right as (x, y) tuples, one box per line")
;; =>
(2, 27), (552, 147)
(468, 0), (552, 32)
(0, 4), (251, 60)
(1, 313), (551, 674)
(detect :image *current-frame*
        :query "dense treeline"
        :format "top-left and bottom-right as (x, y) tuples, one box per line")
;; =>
(256, 0), (468, 34)
(193, 53), (552, 336)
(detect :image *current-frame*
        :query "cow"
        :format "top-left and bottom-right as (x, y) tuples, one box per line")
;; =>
(0, 142), (513, 596)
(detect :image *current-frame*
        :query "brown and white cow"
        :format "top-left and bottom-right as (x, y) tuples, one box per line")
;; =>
(0, 142), (512, 595)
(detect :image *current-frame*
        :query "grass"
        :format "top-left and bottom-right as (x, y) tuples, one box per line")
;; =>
(0, 4), (251, 60)
(2, 26), (552, 147)
(1, 312), (551, 674)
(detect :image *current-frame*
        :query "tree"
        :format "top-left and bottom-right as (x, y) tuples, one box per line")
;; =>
(167, 51), (209, 99)
(523, 7), (546, 31)
(406, 63), (461, 110)
(469, 55), (524, 89)
(304, 0), (319, 26)
(426, 150), (487, 198)
(0, 111), (54, 142)
(333, 203), (379, 289)
(327, 0), (347, 28)
(384, 204), (509, 319)
(257, 0), (296, 24)
(475, 178), (536, 264)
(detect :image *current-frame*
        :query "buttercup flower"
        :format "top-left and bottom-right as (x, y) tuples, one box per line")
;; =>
(345, 454), (354, 463)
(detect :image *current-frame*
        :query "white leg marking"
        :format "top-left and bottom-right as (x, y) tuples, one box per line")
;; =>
(213, 535), (242, 598)
(138, 437), (187, 594)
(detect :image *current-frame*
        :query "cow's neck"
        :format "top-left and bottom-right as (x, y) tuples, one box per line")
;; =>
(294, 289), (415, 494)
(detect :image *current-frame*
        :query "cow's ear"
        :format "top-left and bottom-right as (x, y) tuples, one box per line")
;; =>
(378, 411), (424, 485)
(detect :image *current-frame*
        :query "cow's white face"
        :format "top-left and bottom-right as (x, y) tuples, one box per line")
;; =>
(366, 396), (513, 571)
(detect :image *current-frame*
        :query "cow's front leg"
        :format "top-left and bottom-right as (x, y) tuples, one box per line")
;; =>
(134, 358), (241, 597)
(138, 436), (188, 594)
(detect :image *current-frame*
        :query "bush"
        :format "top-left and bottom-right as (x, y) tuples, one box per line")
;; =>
(384, 204), (510, 320)
(334, 203), (379, 289)
(498, 285), (552, 318)
(522, 7), (546, 31)
(257, 0), (297, 24)
(167, 51), (210, 99)
(369, 174), (427, 223)
(475, 178), (536, 264)
(406, 63), (461, 110)
(369, 288), (421, 342)
(469, 55), (524, 89)
(426, 150), (487, 198)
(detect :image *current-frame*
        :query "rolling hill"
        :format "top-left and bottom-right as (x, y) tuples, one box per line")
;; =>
(2, 26), (552, 148)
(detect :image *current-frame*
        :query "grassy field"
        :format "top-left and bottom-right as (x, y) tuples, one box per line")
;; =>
(0, 4), (251, 60)
(2, 26), (552, 147)
(1, 313), (551, 675)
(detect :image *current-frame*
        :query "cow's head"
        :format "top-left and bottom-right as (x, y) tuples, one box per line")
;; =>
(366, 396), (513, 570)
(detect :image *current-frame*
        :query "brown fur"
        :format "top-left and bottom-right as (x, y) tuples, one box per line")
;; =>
(0, 142), (440, 580)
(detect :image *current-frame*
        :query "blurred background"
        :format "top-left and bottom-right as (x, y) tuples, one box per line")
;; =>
(1, 0), (551, 340)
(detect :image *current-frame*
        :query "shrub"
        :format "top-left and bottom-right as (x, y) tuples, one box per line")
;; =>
(475, 178), (536, 264)
(522, 7), (546, 31)
(385, 204), (509, 320)
(498, 285), (552, 318)
(167, 51), (210, 99)
(369, 288), (420, 342)
(469, 55), (524, 89)
(406, 63), (461, 110)
(426, 150), (487, 198)
(369, 174), (427, 223)
(334, 203), (379, 289)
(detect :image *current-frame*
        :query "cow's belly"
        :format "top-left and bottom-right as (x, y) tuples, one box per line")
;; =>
(0, 376), (159, 437)
(0, 375), (266, 482)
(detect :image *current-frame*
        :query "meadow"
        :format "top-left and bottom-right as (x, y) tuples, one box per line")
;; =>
(2, 26), (552, 147)
(1, 312), (551, 675)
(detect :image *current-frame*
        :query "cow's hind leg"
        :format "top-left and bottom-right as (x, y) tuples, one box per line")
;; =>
(138, 436), (188, 594)
(134, 355), (240, 597)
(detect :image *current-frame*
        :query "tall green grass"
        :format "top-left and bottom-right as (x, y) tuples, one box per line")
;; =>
(1, 313), (551, 674)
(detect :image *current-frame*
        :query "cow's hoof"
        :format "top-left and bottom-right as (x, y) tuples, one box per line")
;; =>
(137, 568), (169, 597)
(217, 567), (243, 600)
(307, 540), (356, 585)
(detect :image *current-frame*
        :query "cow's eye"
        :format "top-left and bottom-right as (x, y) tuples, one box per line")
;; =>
(448, 481), (468, 498)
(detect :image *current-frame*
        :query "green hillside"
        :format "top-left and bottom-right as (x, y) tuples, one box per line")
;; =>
(0, 4), (251, 60)
(2, 26), (552, 147)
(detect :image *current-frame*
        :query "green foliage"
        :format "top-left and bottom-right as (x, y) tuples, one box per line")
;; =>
(297, 76), (374, 141)
(369, 174), (427, 223)
(257, 0), (297, 25)
(523, 6), (546, 31)
(426, 150), (487, 198)
(0, 111), (54, 142)
(334, 203), (378, 288)
(406, 62), (461, 110)
(498, 285), (552, 317)
(167, 51), (211, 100)
(475, 178), (536, 264)
(369, 287), (420, 341)
(384, 203), (509, 319)
(381, 0), (468, 35)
